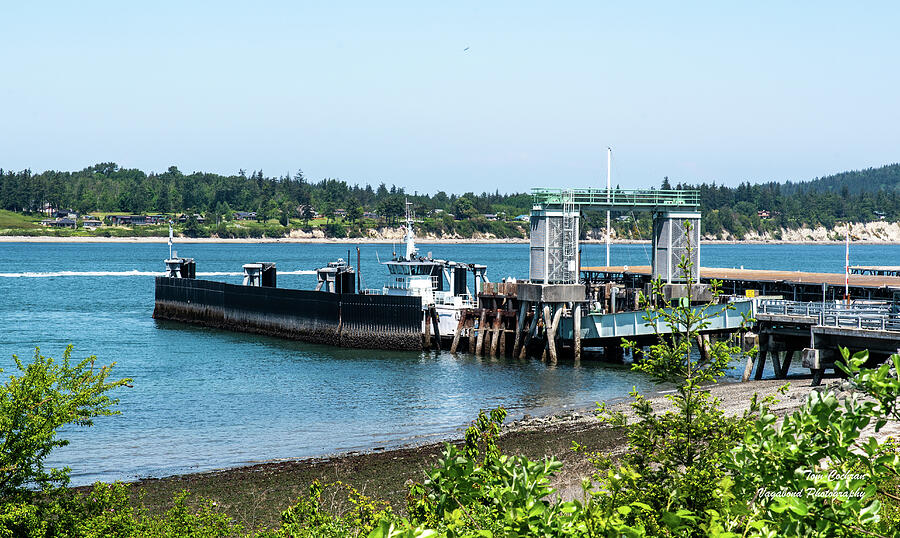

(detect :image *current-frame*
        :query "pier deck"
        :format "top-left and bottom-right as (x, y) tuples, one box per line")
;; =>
(849, 266), (900, 277)
(747, 299), (900, 384)
(582, 265), (900, 301)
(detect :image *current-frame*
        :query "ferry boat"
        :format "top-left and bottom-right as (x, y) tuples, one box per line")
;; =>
(155, 201), (491, 350)
(380, 201), (488, 339)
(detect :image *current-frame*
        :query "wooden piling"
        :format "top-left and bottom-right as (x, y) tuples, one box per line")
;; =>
(519, 304), (540, 359)
(499, 312), (508, 357)
(423, 310), (432, 349)
(430, 307), (441, 351)
(450, 311), (466, 353)
(771, 351), (784, 379)
(450, 312), (465, 353)
(573, 304), (582, 362)
(513, 301), (528, 358)
(541, 305), (552, 361)
(696, 334), (710, 363)
(740, 331), (756, 382)
(812, 368), (824, 386)
(475, 309), (487, 356)
(490, 311), (502, 357)
(741, 353), (755, 382)
(545, 306), (563, 364)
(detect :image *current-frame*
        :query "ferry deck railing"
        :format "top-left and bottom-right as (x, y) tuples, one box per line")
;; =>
(756, 299), (900, 332)
(384, 275), (442, 290)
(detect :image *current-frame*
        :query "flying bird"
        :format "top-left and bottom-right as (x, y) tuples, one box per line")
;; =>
(463, 46), (469, 52)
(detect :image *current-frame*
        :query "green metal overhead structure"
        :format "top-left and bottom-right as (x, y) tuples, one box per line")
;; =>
(529, 188), (702, 285)
(531, 188), (700, 211)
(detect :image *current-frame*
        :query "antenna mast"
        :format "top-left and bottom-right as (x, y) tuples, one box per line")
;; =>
(404, 198), (417, 260)
(606, 147), (611, 267)
(845, 231), (850, 304)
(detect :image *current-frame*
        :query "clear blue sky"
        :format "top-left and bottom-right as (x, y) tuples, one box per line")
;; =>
(2, 1), (898, 193)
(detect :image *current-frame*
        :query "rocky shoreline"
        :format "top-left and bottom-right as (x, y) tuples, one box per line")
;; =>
(4, 235), (900, 245)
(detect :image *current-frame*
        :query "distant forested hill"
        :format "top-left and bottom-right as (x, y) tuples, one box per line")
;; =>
(780, 164), (900, 196)
(1, 161), (899, 239)
(671, 163), (900, 238)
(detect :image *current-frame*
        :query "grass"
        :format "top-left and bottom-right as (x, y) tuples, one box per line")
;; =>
(0, 210), (527, 239)
(0, 210), (40, 229)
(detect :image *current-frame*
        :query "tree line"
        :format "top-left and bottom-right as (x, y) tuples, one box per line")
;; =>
(2, 162), (900, 238)
(0, 163), (532, 225)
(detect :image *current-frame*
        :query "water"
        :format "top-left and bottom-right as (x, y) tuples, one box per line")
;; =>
(1, 241), (898, 485)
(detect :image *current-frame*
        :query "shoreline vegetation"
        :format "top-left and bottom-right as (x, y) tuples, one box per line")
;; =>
(9, 211), (900, 246)
(5, 234), (900, 245)
(109, 376), (898, 532)
(4, 161), (900, 246)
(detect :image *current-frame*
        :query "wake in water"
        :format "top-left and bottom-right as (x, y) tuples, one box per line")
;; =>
(0, 270), (317, 278)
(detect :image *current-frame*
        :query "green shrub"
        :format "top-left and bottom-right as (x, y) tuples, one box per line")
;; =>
(268, 481), (391, 538)
(263, 224), (287, 238)
(726, 351), (900, 536)
(323, 222), (346, 238)
(0, 347), (130, 501)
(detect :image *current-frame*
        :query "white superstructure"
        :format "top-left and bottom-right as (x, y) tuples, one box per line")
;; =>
(382, 200), (488, 338)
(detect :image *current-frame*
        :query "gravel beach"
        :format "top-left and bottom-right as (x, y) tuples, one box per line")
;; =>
(119, 375), (853, 531)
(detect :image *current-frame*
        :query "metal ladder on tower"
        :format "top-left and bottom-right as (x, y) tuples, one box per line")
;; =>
(562, 192), (577, 284)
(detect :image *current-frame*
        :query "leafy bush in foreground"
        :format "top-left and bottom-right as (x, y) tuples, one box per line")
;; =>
(0, 346), (130, 500)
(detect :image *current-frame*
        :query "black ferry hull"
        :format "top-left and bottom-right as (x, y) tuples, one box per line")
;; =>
(153, 277), (423, 350)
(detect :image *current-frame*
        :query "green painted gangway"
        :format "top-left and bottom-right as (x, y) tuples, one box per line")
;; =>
(531, 188), (700, 211)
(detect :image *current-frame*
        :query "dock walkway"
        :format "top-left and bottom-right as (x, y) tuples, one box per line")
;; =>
(748, 299), (900, 385)
(849, 265), (900, 277)
(582, 265), (900, 301)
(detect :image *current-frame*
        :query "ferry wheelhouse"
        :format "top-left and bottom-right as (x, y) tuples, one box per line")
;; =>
(382, 202), (488, 338)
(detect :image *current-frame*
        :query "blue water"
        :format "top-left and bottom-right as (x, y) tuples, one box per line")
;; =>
(1, 241), (898, 485)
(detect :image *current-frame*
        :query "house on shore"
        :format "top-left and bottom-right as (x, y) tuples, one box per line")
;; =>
(233, 211), (257, 221)
(110, 215), (139, 226)
(53, 209), (78, 219)
(40, 218), (77, 228)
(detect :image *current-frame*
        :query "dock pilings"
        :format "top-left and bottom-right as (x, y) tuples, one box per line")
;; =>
(739, 326), (813, 383)
(449, 282), (592, 362)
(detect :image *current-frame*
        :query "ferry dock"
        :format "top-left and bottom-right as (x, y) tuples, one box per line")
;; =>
(153, 187), (900, 385)
(449, 188), (900, 384)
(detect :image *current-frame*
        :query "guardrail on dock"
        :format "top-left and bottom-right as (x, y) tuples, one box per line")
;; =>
(756, 299), (900, 332)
